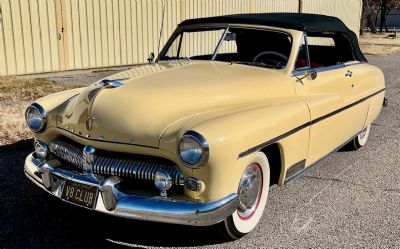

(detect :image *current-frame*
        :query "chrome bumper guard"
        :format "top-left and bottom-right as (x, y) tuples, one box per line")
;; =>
(24, 153), (238, 226)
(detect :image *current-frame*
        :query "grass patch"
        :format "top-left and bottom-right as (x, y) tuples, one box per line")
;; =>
(360, 33), (400, 55)
(0, 77), (82, 146)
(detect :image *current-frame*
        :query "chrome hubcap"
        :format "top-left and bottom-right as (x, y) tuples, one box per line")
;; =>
(238, 163), (263, 219)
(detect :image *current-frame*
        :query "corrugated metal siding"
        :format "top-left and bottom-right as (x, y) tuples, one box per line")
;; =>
(254, 0), (299, 13)
(335, 0), (363, 37)
(0, 0), (60, 75)
(0, 0), (362, 75)
(302, 0), (362, 37)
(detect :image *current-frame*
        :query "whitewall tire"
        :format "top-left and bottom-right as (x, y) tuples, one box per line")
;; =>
(344, 124), (371, 150)
(356, 124), (371, 147)
(219, 152), (270, 240)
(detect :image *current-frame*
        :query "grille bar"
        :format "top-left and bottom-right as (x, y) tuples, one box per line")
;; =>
(49, 138), (183, 186)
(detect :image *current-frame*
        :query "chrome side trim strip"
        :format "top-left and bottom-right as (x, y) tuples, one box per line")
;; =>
(238, 88), (385, 158)
(310, 88), (385, 125)
(238, 122), (309, 159)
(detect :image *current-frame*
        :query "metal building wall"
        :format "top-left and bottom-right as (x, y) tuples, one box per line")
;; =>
(0, 0), (60, 75)
(254, 0), (299, 13)
(302, 0), (363, 39)
(0, 0), (362, 75)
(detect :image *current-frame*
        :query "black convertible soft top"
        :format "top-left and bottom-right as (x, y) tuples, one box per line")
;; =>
(179, 13), (367, 62)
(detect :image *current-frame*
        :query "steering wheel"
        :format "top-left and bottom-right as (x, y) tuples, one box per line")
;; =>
(253, 51), (288, 68)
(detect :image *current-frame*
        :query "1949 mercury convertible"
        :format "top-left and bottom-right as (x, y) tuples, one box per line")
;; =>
(24, 13), (385, 239)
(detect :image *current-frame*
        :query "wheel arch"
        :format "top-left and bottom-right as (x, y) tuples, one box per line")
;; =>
(260, 143), (283, 186)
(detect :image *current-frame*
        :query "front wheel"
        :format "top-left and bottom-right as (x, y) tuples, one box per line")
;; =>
(218, 152), (270, 240)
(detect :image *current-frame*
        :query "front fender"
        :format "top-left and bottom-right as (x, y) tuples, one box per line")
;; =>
(33, 87), (85, 141)
(160, 98), (310, 200)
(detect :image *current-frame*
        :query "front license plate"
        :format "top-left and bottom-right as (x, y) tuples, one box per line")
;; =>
(61, 180), (99, 209)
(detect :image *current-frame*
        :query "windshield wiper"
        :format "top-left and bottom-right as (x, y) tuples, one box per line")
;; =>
(160, 56), (192, 62)
(230, 61), (276, 69)
(179, 57), (191, 62)
(159, 56), (192, 62)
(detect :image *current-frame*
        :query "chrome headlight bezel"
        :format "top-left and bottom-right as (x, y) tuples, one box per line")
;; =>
(25, 103), (47, 133)
(177, 131), (209, 168)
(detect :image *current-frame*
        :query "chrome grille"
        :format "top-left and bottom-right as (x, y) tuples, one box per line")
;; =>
(49, 138), (183, 186)
(49, 138), (85, 168)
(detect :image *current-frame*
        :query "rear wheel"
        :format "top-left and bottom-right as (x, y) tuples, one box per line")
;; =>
(218, 152), (270, 240)
(344, 124), (371, 151)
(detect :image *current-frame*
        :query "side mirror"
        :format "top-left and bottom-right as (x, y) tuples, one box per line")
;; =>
(295, 69), (318, 84)
(307, 70), (318, 80)
(147, 52), (155, 64)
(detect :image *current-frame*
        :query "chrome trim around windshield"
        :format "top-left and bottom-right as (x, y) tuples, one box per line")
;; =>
(211, 27), (230, 60)
(157, 24), (293, 64)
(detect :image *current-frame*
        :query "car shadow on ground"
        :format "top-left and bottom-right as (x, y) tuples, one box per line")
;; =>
(0, 142), (227, 249)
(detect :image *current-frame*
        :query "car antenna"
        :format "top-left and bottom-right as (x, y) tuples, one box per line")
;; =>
(157, 0), (166, 57)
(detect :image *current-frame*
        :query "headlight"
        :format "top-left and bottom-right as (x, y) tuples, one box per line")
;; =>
(25, 103), (47, 133)
(177, 131), (209, 168)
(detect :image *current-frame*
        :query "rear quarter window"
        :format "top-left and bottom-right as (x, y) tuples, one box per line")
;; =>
(307, 34), (356, 68)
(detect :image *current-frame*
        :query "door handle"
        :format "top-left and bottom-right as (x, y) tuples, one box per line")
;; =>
(345, 70), (353, 77)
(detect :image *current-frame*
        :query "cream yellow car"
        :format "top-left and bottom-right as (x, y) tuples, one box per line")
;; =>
(24, 13), (385, 240)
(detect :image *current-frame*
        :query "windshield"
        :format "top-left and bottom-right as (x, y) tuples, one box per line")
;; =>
(159, 26), (292, 69)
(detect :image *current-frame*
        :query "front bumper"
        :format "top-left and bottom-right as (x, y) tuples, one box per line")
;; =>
(24, 152), (238, 226)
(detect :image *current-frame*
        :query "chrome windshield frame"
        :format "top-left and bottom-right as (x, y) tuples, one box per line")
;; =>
(157, 25), (229, 62)
(157, 24), (293, 65)
(211, 27), (230, 60)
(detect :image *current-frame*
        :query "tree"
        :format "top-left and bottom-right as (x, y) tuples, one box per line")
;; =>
(380, 0), (389, 32)
(361, 0), (377, 34)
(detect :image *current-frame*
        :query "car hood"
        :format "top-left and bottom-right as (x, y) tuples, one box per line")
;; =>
(56, 61), (289, 147)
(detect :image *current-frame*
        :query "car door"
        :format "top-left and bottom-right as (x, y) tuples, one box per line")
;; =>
(293, 34), (368, 165)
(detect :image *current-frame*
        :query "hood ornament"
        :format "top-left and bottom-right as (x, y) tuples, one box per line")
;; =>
(100, 79), (127, 88)
(86, 116), (95, 131)
(84, 78), (128, 132)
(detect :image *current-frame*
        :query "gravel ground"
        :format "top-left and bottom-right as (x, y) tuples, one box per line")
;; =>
(0, 54), (399, 249)
(18, 65), (134, 86)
